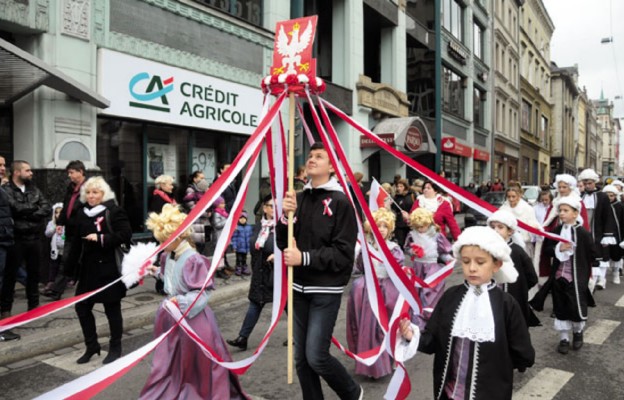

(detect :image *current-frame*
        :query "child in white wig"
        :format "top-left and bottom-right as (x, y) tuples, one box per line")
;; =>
(542, 196), (596, 355)
(487, 210), (540, 327)
(418, 226), (535, 400)
(601, 184), (624, 285)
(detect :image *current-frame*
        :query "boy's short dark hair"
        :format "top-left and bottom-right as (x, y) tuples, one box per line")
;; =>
(65, 160), (86, 174)
(309, 142), (325, 152)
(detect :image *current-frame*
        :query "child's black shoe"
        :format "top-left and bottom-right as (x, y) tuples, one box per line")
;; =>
(572, 332), (583, 350)
(557, 339), (570, 354)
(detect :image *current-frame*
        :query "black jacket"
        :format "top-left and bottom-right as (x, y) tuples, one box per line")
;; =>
(419, 283), (535, 400)
(248, 221), (274, 304)
(65, 200), (132, 302)
(391, 192), (414, 229)
(0, 187), (14, 247)
(506, 242), (539, 326)
(57, 181), (85, 239)
(3, 180), (51, 240)
(276, 178), (357, 294)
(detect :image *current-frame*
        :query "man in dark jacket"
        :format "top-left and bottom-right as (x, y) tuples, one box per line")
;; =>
(42, 160), (86, 300)
(0, 184), (20, 341)
(0, 160), (51, 315)
(278, 142), (362, 400)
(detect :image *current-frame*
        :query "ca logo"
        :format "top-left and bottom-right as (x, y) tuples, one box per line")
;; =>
(129, 73), (174, 112)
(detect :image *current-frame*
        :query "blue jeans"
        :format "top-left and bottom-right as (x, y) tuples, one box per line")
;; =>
(239, 300), (264, 338)
(293, 291), (360, 400)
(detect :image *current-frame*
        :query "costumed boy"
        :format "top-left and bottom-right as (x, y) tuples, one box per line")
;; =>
(601, 184), (624, 285)
(487, 209), (540, 327)
(141, 204), (248, 399)
(542, 196), (596, 354)
(346, 207), (406, 379)
(404, 207), (453, 329)
(418, 226), (535, 400)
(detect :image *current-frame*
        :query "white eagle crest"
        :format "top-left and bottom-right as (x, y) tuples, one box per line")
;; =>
(276, 21), (314, 75)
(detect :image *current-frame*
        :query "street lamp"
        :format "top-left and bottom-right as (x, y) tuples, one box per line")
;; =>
(601, 37), (613, 44)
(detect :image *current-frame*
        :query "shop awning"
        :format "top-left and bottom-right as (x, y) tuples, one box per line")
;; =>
(0, 38), (109, 108)
(362, 116), (437, 161)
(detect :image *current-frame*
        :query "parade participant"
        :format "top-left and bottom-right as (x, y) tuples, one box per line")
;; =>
(578, 168), (618, 290)
(542, 197), (595, 354)
(141, 204), (248, 399)
(487, 210), (540, 326)
(231, 210), (253, 276)
(346, 208), (405, 378)
(404, 208), (453, 328)
(227, 197), (275, 351)
(64, 177), (131, 364)
(601, 185), (624, 285)
(390, 178), (414, 247)
(1, 160), (51, 316)
(533, 189), (553, 226)
(43, 160), (87, 301)
(418, 226), (535, 399)
(406, 180), (460, 241)
(500, 186), (540, 258)
(278, 142), (363, 400)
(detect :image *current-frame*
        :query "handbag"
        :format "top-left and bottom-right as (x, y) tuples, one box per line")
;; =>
(104, 210), (132, 275)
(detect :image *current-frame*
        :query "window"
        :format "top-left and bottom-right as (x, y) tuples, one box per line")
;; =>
(521, 100), (531, 132)
(442, 66), (464, 118)
(193, 0), (262, 26)
(540, 115), (548, 146)
(443, 0), (464, 41)
(534, 108), (539, 136)
(473, 21), (484, 60)
(473, 87), (485, 128)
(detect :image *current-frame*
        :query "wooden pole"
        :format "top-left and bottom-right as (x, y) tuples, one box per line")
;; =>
(287, 92), (296, 384)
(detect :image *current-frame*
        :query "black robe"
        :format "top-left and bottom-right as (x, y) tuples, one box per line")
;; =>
(419, 283), (535, 400)
(543, 224), (595, 322)
(505, 242), (539, 326)
(582, 190), (617, 262)
(607, 201), (624, 261)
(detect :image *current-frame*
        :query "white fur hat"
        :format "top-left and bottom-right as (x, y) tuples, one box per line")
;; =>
(487, 209), (518, 232)
(558, 196), (581, 211)
(452, 227), (518, 284)
(612, 180), (624, 188)
(578, 168), (600, 182)
(555, 174), (577, 188)
(603, 184), (620, 194)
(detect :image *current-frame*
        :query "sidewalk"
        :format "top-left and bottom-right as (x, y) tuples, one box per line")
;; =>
(0, 260), (250, 367)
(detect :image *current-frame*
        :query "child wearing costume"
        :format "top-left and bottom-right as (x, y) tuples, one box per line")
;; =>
(542, 197), (596, 354)
(404, 208), (453, 328)
(140, 204), (248, 399)
(601, 184), (624, 285)
(346, 208), (405, 378)
(487, 209), (540, 327)
(418, 226), (535, 400)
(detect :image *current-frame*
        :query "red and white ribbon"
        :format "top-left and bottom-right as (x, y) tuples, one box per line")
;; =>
(322, 198), (333, 216)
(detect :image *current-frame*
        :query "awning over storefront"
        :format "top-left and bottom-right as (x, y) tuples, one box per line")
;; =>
(0, 38), (109, 108)
(362, 116), (437, 160)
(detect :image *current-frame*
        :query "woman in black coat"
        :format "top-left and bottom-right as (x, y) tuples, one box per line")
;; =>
(65, 176), (132, 365)
(227, 195), (275, 351)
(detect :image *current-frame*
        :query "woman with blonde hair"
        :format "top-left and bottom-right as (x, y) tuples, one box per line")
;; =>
(149, 174), (177, 213)
(140, 204), (248, 399)
(404, 207), (453, 328)
(64, 176), (132, 364)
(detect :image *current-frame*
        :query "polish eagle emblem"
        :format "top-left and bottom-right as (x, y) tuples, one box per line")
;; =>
(275, 21), (314, 75)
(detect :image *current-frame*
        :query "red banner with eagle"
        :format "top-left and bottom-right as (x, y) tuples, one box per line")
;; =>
(270, 16), (318, 78)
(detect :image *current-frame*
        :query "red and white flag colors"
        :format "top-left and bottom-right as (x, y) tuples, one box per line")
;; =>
(369, 177), (390, 212)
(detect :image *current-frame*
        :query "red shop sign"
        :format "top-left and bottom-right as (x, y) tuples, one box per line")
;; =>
(441, 137), (472, 158)
(360, 133), (395, 148)
(473, 148), (490, 161)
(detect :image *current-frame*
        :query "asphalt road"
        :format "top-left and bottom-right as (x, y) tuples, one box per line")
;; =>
(2, 266), (624, 399)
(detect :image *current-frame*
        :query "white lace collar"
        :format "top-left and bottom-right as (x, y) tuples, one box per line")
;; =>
(450, 282), (496, 342)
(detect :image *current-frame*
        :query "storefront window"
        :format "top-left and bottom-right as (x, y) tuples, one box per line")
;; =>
(442, 153), (462, 184)
(192, 0), (263, 26)
(442, 67), (464, 118)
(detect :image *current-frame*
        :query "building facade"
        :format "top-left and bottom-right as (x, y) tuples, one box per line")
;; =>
(518, 0), (553, 185)
(492, 0), (523, 184)
(594, 93), (617, 177)
(549, 63), (578, 179)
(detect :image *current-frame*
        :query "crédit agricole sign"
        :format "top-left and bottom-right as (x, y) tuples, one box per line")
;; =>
(98, 49), (263, 135)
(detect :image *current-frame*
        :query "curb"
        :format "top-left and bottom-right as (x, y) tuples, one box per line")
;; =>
(0, 279), (250, 367)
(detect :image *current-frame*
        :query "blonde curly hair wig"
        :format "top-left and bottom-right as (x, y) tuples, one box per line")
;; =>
(146, 204), (193, 243)
(409, 207), (438, 230)
(369, 208), (396, 234)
